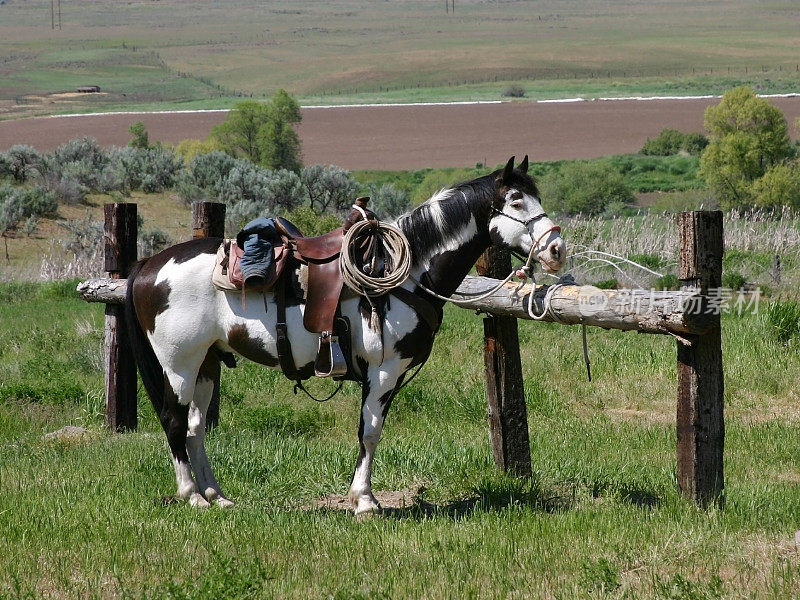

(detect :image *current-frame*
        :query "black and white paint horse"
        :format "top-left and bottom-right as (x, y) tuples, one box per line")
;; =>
(126, 156), (566, 514)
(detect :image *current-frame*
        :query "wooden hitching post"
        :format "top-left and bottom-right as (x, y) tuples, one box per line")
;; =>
(477, 245), (532, 477)
(192, 202), (226, 429)
(104, 203), (138, 431)
(676, 210), (724, 506)
(192, 201), (226, 241)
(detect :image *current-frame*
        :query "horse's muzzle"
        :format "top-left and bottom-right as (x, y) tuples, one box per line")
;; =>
(537, 237), (567, 274)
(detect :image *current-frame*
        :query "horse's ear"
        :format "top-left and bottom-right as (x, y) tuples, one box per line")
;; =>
(519, 155), (529, 174)
(499, 156), (515, 184)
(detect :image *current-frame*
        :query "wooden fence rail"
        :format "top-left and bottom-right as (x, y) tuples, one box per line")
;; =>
(81, 205), (724, 506)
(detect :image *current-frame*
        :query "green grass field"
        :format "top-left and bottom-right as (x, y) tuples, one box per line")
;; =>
(2, 280), (800, 598)
(2, 0), (800, 119)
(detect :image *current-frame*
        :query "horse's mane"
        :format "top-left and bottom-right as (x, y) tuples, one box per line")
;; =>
(396, 169), (539, 261)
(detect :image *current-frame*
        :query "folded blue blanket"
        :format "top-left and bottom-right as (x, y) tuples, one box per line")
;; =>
(235, 217), (282, 286)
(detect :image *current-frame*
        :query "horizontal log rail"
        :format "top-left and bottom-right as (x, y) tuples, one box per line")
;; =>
(77, 275), (709, 336)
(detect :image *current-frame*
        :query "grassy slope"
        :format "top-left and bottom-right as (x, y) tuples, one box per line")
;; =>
(1, 284), (800, 598)
(2, 0), (800, 119)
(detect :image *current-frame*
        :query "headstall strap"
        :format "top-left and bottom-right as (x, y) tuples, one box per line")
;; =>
(491, 207), (561, 256)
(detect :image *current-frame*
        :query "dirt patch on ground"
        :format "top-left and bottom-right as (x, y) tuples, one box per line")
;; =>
(311, 488), (421, 513)
(2, 97), (799, 170)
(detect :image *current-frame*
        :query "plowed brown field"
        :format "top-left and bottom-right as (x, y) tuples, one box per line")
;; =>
(1, 98), (799, 170)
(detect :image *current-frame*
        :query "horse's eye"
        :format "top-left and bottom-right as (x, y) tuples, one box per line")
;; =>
(510, 199), (524, 209)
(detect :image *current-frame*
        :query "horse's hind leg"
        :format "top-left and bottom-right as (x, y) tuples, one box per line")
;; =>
(185, 352), (234, 508)
(158, 371), (209, 508)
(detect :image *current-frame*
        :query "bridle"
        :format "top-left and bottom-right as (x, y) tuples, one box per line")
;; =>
(490, 206), (562, 255)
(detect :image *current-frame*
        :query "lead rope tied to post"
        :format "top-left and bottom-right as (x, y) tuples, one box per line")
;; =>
(522, 270), (592, 382)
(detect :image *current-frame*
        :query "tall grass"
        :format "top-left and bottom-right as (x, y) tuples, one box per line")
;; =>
(555, 208), (800, 291)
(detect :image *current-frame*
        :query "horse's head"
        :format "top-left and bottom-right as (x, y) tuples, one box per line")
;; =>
(489, 156), (567, 274)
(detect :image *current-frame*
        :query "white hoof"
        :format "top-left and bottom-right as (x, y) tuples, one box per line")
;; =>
(214, 496), (236, 509)
(351, 493), (382, 516)
(203, 487), (234, 508)
(188, 492), (211, 508)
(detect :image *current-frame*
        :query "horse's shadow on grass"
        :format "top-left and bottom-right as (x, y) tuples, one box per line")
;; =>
(311, 478), (580, 521)
(310, 475), (664, 519)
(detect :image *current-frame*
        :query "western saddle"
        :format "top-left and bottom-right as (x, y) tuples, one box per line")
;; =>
(217, 199), (376, 381)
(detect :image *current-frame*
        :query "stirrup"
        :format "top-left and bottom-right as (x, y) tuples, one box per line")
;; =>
(315, 331), (348, 378)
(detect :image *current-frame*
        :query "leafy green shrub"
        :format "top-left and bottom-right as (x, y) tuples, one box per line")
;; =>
(211, 92), (302, 171)
(0, 153), (12, 180)
(764, 300), (800, 344)
(280, 205), (342, 237)
(641, 128), (708, 156)
(222, 164), (303, 231)
(39, 137), (111, 202)
(722, 270), (747, 290)
(188, 151), (238, 195)
(2, 145), (42, 183)
(501, 84), (525, 98)
(105, 146), (183, 193)
(540, 161), (634, 215)
(128, 121), (150, 149)
(300, 164), (360, 214)
(601, 200), (632, 218)
(367, 182), (411, 219)
(52, 136), (107, 170)
(412, 168), (480, 206)
(750, 162), (800, 209)
(700, 87), (792, 209)
(610, 154), (702, 192)
(174, 138), (223, 162)
(139, 227), (171, 257)
(45, 170), (89, 204)
(0, 183), (57, 236)
(12, 185), (57, 218)
(594, 278), (618, 289)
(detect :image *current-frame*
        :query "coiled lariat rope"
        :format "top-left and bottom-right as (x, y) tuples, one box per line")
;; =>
(338, 209), (592, 381)
(340, 219), (412, 298)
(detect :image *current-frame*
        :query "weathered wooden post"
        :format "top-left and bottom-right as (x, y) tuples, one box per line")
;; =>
(104, 203), (138, 431)
(191, 201), (226, 429)
(192, 201), (226, 241)
(676, 210), (724, 506)
(477, 246), (532, 477)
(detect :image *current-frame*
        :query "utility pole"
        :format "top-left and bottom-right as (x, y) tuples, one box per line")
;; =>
(51, 0), (55, 29)
(58, 0), (61, 29)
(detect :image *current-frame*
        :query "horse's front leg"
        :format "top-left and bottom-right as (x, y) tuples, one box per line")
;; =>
(348, 362), (403, 515)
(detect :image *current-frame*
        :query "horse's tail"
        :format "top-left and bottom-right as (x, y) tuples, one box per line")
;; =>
(125, 258), (165, 415)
